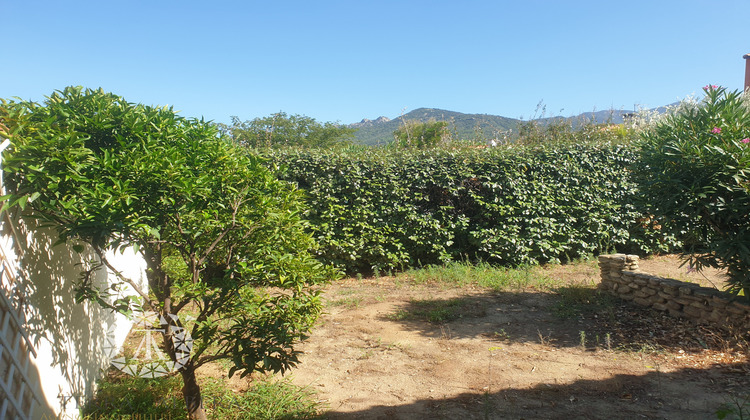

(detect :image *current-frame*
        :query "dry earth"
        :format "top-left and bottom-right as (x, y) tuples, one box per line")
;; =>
(280, 255), (749, 420)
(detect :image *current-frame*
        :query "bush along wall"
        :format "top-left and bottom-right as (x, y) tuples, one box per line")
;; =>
(262, 144), (676, 273)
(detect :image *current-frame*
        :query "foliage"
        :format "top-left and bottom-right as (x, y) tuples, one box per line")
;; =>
(201, 378), (323, 419)
(716, 394), (750, 420)
(635, 86), (750, 300)
(354, 105), (649, 147)
(219, 112), (356, 149)
(0, 87), (332, 419)
(352, 107), (518, 146)
(389, 297), (481, 323)
(553, 284), (619, 319)
(82, 373), (186, 418)
(82, 371), (323, 419)
(397, 260), (546, 290)
(517, 113), (637, 146)
(393, 119), (451, 148)
(264, 144), (675, 274)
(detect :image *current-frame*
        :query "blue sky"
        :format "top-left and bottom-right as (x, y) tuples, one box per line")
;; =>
(2, 0), (749, 125)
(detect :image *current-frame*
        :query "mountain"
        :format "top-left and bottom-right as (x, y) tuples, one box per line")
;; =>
(350, 108), (518, 146)
(350, 106), (669, 146)
(537, 108), (634, 127)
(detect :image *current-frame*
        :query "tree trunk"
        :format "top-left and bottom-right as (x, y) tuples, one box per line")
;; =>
(181, 362), (208, 420)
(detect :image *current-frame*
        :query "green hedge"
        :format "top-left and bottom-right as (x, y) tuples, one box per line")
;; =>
(263, 144), (673, 273)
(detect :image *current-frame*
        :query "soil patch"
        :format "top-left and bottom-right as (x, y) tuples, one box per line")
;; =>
(286, 256), (749, 419)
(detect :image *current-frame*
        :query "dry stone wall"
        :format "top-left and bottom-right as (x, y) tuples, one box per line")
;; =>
(598, 254), (750, 329)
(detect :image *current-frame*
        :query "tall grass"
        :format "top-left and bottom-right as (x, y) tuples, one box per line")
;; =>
(82, 370), (323, 420)
(396, 260), (554, 290)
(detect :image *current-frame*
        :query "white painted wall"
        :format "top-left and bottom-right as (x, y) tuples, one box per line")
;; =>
(1, 217), (148, 419)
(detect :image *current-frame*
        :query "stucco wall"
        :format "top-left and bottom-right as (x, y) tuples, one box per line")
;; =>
(1, 215), (147, 419)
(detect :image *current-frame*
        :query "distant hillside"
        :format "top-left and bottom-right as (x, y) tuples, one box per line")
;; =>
(549, 109), (630, 125)
(536, 108), (634, 127)
(350, 106), (669, 146)
(350, 108), (518, 146)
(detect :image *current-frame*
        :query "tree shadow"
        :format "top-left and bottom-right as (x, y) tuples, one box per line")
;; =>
(5, 215), (128, 415)
(380, 290), (602, 349)
(380, 288), (749, 355)
(0, 258), (55, 418)
(320, 364), (749, 419)
(355, 286), (750, 418)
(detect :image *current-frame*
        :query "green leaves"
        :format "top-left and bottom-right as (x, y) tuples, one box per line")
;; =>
(219, 112), (355, 149)
(636, 86), (750, 300)
(393, 119), (451, 149)
(1, 87), (332, 387)
(264, 144), (670, 273)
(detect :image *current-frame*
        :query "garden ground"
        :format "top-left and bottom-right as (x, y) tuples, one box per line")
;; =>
(270, 255), (748, 419)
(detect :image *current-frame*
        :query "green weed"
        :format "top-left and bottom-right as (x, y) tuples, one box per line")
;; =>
(203, 378), (322, 420)
(328, 296), (363, 309)
(82, 369), (324, 419)
(388, 309), (411, 321)
(579, 330), (587, 349)
(397, 260), (552, 291)
(389, 297), (485, 323)
(554, 284), (618, 319)
(82, 372), (185, 418)
(716, 394), (750, 420)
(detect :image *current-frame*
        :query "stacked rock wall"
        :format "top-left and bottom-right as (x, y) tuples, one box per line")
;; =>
(598, 254), (750, 329)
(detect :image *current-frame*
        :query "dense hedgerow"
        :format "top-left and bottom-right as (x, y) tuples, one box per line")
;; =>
(263, 144), (674, 273)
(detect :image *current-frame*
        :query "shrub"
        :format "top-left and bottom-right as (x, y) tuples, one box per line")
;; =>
(264, 144), (674, 273)
(517, 115), (637, 146)
(0, 87), (332, 419)
(393, 119), (451, 148)
(635, 85), (750, 300)
(219, 112), (355, 149)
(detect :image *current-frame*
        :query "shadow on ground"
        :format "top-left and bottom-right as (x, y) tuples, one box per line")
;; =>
(379, 289), (749, 355)
(321, 363), (749, 420)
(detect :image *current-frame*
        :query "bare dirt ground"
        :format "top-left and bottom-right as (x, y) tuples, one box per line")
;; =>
(284, 255), (749, 420)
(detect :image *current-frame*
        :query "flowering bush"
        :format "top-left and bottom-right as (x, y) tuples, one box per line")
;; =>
(636, 85), (750, 300)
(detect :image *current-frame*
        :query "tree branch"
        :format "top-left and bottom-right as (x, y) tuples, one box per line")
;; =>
(195, 191), (255, 267)
(92, 246), (155, 311)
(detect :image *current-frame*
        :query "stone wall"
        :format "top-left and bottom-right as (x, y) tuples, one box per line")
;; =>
(598, 254), (750, 329)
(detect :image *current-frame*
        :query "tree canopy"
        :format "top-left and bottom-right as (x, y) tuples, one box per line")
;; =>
(0, 87), (333, 419)
(392, 119), (451, 149)
(220, 111), (356, 149)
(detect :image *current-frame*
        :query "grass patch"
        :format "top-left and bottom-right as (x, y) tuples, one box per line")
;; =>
(327, 296), (363, 309)
(202, 378), (323, 419)
(389, 297), (486, 323)
(397, 261), (553, 290)
(82, 369), (323, 419)
(615, 342), (667, 354)
(326, 288), (363, 308)
(553, 284), (619, 319)
(82, 371), (185, 418)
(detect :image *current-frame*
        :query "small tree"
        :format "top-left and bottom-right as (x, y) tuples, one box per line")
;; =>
(220, 112), (356, 149)
(393, 119), (450, 149)
(635, 85), (750, 300)
(0, 87), (332, 419)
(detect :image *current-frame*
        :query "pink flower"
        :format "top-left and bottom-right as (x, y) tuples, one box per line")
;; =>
(742, 138), (750, 144)
(711, 127), (722, 134)
(703, 84), (719, 90)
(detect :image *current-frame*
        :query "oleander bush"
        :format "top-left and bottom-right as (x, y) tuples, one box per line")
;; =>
(263, 143), (675, 273)
(635, 85), (750, 300)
